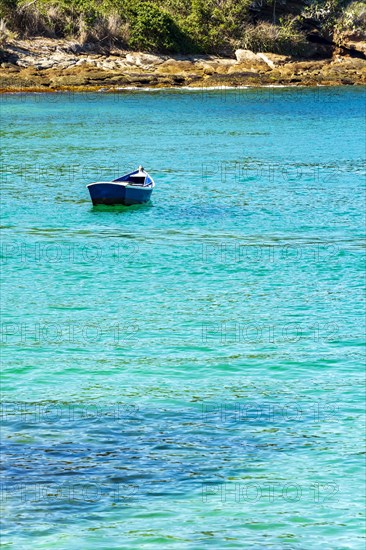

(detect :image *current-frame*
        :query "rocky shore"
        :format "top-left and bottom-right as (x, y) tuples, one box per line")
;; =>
(1, 37), (365, 92)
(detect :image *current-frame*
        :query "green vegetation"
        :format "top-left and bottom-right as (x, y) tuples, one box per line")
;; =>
(303, 0), (355, 34)
(128, 1), (195, 52)
(336, 1), (366, 31)
(241, 19), (309, 57)
(0, 0), (365, 55)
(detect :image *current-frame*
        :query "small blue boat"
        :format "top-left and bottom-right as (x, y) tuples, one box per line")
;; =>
(87, 166), (155, 206)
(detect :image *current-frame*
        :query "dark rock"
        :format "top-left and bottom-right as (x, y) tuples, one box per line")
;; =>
(62, 43), (84, 54)
(0, 50), (19, 64)
(171, 75), (185, 83)
(128, 74), (158, 84)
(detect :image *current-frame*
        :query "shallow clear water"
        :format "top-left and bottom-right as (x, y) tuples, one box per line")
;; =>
(0, 87), (365, 549)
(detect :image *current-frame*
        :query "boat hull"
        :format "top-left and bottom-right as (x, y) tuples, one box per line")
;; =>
(87, 183), (153, 206)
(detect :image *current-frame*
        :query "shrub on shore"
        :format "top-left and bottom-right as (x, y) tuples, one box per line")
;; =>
(336, 1), (366, 32)
(240, 19), (308, 57)
(0, 0), (363, 55)
(128, 1), (195, 52)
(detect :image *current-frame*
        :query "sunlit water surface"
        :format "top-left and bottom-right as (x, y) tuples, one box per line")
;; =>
(0, 87), (365, 549)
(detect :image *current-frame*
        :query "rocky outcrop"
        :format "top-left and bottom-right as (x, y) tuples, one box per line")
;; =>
(335, 30), (366, 59)
(125, 52), (168, 67)
(235, 49), (262, 63)
(0, 37), (365, 92)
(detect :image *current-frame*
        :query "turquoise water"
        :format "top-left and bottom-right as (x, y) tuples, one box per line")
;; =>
(0, 87), (365, 549)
